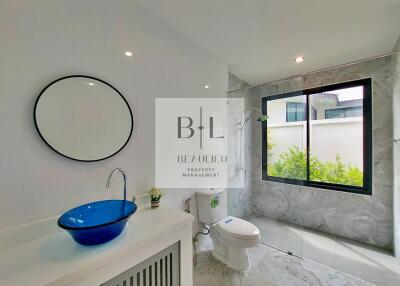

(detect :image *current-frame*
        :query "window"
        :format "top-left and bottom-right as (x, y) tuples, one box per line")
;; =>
(286, 102), (317, 122)
(286, 102), (306, 122)
(325, 106), (362, 119)
(262, 79), (372, 194)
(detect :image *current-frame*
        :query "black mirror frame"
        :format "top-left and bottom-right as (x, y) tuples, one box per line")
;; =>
(33, 75), (134, 162)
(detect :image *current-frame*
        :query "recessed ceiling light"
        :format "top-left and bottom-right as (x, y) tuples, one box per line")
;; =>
(125, 51), (133, 57)
(204, 85), (210, 89)
(295, 56), (304, 63)
(87, 82), (95, 86)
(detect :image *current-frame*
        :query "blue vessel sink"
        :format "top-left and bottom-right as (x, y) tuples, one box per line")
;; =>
(58, 200), (137, 245)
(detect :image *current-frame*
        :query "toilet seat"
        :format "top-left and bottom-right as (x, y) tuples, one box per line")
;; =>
(216, 216), (260, 240)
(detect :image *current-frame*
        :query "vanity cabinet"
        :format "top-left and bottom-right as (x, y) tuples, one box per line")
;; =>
(0, 207), (193, 286)
(102, 242), (180, 286)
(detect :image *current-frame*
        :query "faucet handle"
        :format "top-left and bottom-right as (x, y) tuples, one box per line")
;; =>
(132, 195), (136, 203)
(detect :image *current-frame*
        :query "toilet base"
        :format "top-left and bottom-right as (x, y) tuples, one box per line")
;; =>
(212, 246), (250, 272)
(210, 227), (251, 271)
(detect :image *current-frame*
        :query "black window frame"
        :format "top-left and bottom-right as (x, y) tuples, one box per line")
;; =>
(262, 78), (372, 195)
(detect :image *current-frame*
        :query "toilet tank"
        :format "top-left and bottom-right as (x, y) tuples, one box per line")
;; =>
(196, 189), (227, 225)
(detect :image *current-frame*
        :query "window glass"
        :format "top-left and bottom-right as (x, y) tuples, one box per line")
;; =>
(266, 95), (306, 180)
(309, 86), (363, 187)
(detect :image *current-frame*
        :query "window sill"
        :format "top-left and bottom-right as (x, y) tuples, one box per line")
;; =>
(262, 173), (372, 196)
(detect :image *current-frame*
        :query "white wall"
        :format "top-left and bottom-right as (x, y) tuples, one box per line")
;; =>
(268, 123), (305, 162)
(0, 0), (227, 230)
(310, 119), (363, 168)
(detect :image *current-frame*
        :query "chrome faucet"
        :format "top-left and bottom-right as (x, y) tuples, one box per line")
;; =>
(106, 168), (127, 201)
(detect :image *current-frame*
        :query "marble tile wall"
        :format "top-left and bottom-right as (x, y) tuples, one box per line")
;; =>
(227, 73), (252, 218)
(228, 73), (250, 91)
(392, 37), (400, 257)
(228, 55), (395, 249)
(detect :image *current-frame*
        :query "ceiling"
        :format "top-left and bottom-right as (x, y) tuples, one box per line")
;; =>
(134, 0), (400, 85)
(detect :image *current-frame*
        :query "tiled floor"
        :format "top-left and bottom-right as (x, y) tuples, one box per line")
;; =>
(248, 216), (400, 286)
(194, 242), (373, 286)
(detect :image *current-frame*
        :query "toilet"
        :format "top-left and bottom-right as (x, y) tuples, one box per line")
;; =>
(196, 189), (260, 271)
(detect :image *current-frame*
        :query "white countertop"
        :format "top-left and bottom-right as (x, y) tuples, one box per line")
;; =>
(0, 206), (194, 286)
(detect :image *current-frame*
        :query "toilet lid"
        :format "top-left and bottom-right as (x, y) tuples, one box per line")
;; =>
(217, 216), (260, 240)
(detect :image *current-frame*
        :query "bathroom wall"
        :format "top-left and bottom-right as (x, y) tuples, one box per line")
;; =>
(229, 56), (395, 249)
(0, 0), (227, 230)
(228, 73), (250, 92)
(392, 37), (400, 256)
(227, 73), (252, 218)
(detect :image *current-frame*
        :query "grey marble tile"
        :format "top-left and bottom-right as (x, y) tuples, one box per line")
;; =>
(392, 47), (400, 256)
(248, 215), (400, 286)
(229, 72), (251, 91)
(194, 243), (373, 286)
(227, 76), (255, 218)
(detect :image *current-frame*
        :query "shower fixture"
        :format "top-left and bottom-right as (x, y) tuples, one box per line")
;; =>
(238, 108), (268, 173)
(240, 108), (268, 130)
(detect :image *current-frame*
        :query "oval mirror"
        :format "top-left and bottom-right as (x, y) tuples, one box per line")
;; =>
(34, 75), (133, 162)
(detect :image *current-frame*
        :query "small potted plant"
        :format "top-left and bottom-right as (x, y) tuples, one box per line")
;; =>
(148, 187), (163, 208)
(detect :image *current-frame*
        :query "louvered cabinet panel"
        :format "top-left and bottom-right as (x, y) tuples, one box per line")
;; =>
(101, 242), (180, 286)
